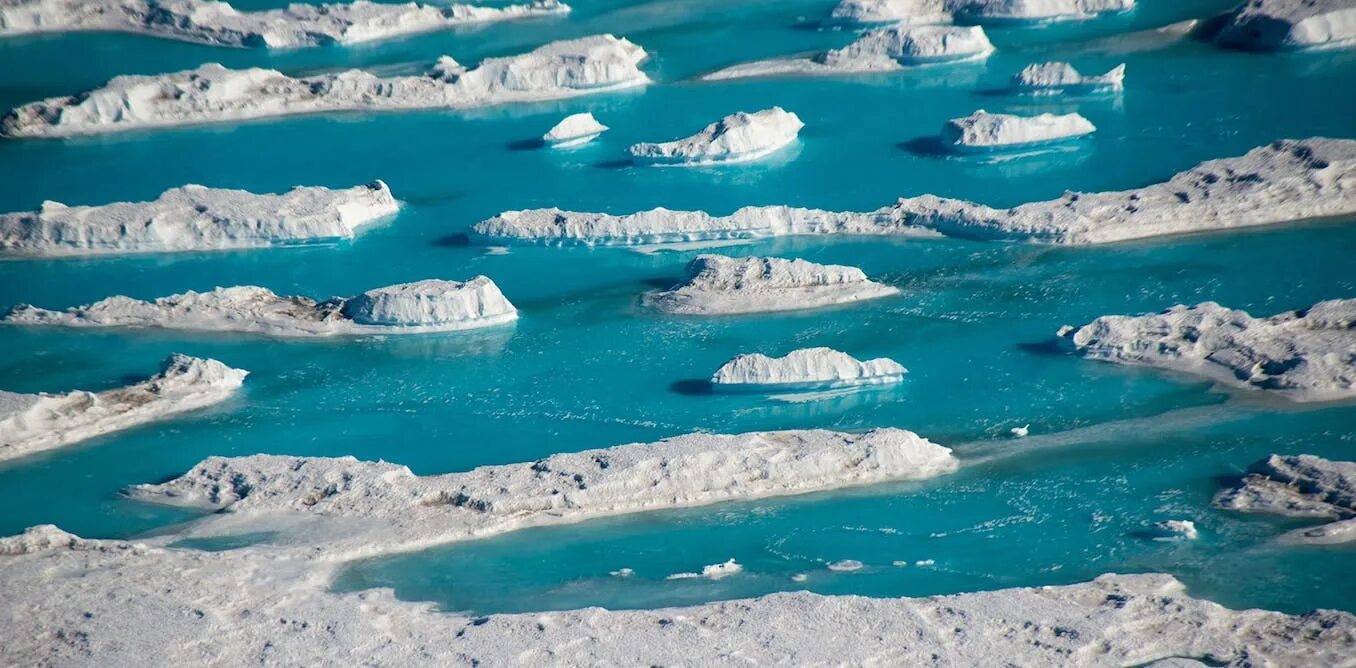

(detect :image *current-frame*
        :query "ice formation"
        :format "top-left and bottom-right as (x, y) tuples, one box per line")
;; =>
(942, 110), (1096, 151)
(710, 347), (906, 390)
(1012, 62), (1126, 94)
(3, 277), (519, 337)
(829, 0), (1134, 25)
(541, 112), (608, 147)
(475, 139), (1356, 246)
(1207, 0), (1356, 51)
(1060, 298), (1356, 402)
(0, 354), (245, 462)
(830, 0), (954, 24)
(827, 559), (864, 571)
(644, 255), (900, 315)
(0, 0), (569, 48)
(1214, 454), (1356, 544)
(700, 25), (993, 81)
(1154, 520), (1199, 541)
(627, 108), (803, 166)
(0, 181), (397, 257)
(666, 559), (743, 580)
(0, 35), (650, 138)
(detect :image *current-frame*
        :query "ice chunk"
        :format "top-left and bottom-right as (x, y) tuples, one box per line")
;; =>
(1208, 0), (1356, 51)
(830, 0), (953, 24)
(542, 112), (608, 147)
(1214, 454), (1356, 545)
(666, 559), (742, 580)
(1152, 520), (1199, 541)
(1012, 62), (1125, 94)
(628, 108), (803, 166)
(711, 347), (906, 390)
(644, 255), (900, 315)
(942, 109), (1096, 151)
(701, 25), (993, 81)
(827, 559), (864, 571)
(950, 0), (1135, 23)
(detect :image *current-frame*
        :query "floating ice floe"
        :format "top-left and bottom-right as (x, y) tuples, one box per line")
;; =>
(0, 181), (397, 257)
(0, 0), (569, 48)
(542, 112), (608, 148)
(1011, 62), (1125, 94)
(1206, 0), (1356, 51)
(942, 110), (1096, 152)
(474, 139), (1356, 246)
(829, 0), (1133, 25)
(700, 25), (993, 81)
(830, 0), (954, 24)
(710, 347), (906, 391)
(827, 559), (864, 572)
(0, 35), (649, 138)
(666, 559), (742, 580)
(644, 255), (899, 315)
(1214, 454), (1356, 545)
(628, 108), (803, 166)
(1060, 298), (1356, 402)
(0, 354), (245, 462)
(1153, 520), (1199, 541)
(3, 277), (519, 337)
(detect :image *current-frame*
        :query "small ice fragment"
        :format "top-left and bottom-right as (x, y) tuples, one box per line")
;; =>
(827, 559), (864, 572)
(915, 559), (935, 566)
(1010, 424), (1030, 438)
(610, 568), (634, 577)
(1154, 520), (1199, 541)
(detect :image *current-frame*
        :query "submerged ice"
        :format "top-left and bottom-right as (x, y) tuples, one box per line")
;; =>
(628, 108), (803, 166)
(700, 25), (993, 81)
(711, 347), (907, 390)
(644, 255), (899, 315)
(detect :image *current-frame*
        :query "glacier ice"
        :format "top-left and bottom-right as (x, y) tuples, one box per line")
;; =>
(1214, 454), (1356, 545)
(711, 347), (907, 390)
(542, 112), (608, 147)
(942, 109), (1096, 151)
(829, 0), (1134, 25)
(1012, 62), (1125, 94)
(700, 25), (993, 81)
(644, 255), (900, 315)
(1208, 0), (1356, 51)
(628, 108), (803, 166)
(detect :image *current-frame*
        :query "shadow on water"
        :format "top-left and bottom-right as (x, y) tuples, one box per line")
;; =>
(668, 379), (713, 396)
(1015, 338), (1069, 356)
(595, 158), (635, 170)
(898, 136), (950, 158)
(431, 233), (472, 247)
(506, 138), (544, 152)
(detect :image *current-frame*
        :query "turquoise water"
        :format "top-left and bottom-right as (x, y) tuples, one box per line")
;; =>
(2, 0), (1354, 616)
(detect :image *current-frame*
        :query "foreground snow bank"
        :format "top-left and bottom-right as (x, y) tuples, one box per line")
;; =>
(711, 347), (906, 390)
(0, 354), (245, 462)
(1, 35), (649, 138)
(0, 181), (397, 257)
(830, 0), (1133, 25)
(4, 277), (518, 336)
(542, 112), (608, 147)
(628, 108), (803, 165)
(1208, 0), (1356, 51)
(1012, 62), (1125, 94)
(1214, 454), (1356, 544)
(942, 109), (1096, 151)
(701, 25), (993, 81)
(0, 0), (569, 48)
(1060, 298), (1356, 401)
(644, 255), (899, 315)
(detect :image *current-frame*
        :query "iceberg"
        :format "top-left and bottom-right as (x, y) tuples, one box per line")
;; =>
(942, 109), (1096, 151)
(828, 0), (1133, 25)
(542, 112), (608, 148)
(627, 107), (803, 166)
(1011, 62), (1126, 94)
(711, 347), (907, 391)
(0, 181), (397, 257)
(0, 354), (245, 462)
(644, 255), (900, 315)
(700, 25), (993, 81)
(0, 0), (569, 48)
(830, 0), (954, 24)
(0, 35), (650, 138)
(1060, 298), (1356, 402)
(1207, 0), (1356, 51)
(1214, 454), (1356, 545)
(3, 277), (519, 337)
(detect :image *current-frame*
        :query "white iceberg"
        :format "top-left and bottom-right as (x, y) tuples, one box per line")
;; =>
(666, 559), (743, 580)
(1011, 62), (1125, 94)
(1152, 520), (1199, 541)
(628, 108), (803, 166)
(711, 347), (907, 391)
(1061, 298), (1356, 402)
(1214, 454), (1356, 545)
(644, 255), (900, 315)
(3, 277), (518, 337)
(700, 25), (993, 81)
(0, 35), (650, 138)
(830, 0), (953, 24)
(541, 112), (608, 148)
(829, 0), (1133, 25)
(942, 109), (1096, 151)
(0, 354), (245, 462)
(0, 181), (397, 257)
(1208, 0), (1356, 51)
(0, 0), (569, 48)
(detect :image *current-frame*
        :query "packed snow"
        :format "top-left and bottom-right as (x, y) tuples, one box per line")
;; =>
(1060, 298), (1356, 402)
(644, 255), (900, 315)
(1214, 454), (1356, 545)
(0, 0), (569, 48)
(710, 347), (907, 390)
(701, 25), (993, 81)
(0, 181), (397, 257)
(542, 112), (608, 147)
(942, 109), (1096, 151)
(0, 35), (650, 138)
(1207, 0), (1356, 51)
(628, 108), (803, 166)
(0, 354), (245, 462)
(1012, 62), (1125, 94)
(829, 0), (1133, 25)
(3, 277), (519, 337)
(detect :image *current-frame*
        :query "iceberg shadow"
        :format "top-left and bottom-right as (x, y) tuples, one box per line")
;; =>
(668, 379), (714, 396)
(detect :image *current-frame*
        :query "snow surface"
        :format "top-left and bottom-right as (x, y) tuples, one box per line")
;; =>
(0, 0), (569, 48)
(711, 347), (907, 390)
(0, 181), (397, 257)
(628, 107), (803, 166)
(1012, 62), (1125, 93)
(0, 35), (650, 138)
(700, 25), (993, 81)
(1209, 0), (1356, 51)
(4, 277), (519, 336)
(942, 109), (1096, 150)
(829, 0), (1134, 24)
(1061, 298), (1356, 402)
(0, 354), (245, 462)
(1214, 454), (1356, 545)
(541, 111), (608, 147)
(644, 255), (900, 315)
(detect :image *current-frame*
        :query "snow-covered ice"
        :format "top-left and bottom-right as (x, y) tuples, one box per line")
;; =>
(1061, 298), (1356, 401)
(644, 255), (900, 315)
(711, 347), (906, 391)
(628, 108), (803, 166)
(700, 25), (993, 81)
(1208, 0), (1356, 51)
(1012, 62), (1125, 94)
(942, 109), (1097, 151)
(830, 0), (954, 24)
(0, 354), (245, 462)
(0, 0), (569, 48)
(827, 559), (864, 571)
(542, 112), (608, 147)
(829, 0), (1133, 25)
(0, 181), (397, 257)
(0, 35), (650, 138)
(1214, 454), (1356, 545)
(667, 559), (743, 580)
(4, 277), (519, 337)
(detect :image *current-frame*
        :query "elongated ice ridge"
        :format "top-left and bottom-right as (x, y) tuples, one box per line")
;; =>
(3, 277), (518, 337)
(0, 35), (649, 138)
(1012, 62), (1125, 94)
(542, 112), (608, 147)
(0, 181), (397, 257)
(0, 0), (569, 48)
(1214, 454), (1356, 545)
(0, 354), (245, 462)
(476, 139), (1356, 246)
(1206, 0), (1356, 51)
(711, 347), (907, 391)
(1060, 298), (1356, 402)
(943, 109), (1096, 151)
(700, 25), (993, 81)
(628, 107), (803, 166)
(829, 0), (1134, 25)
(644, 255), (900, 315)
